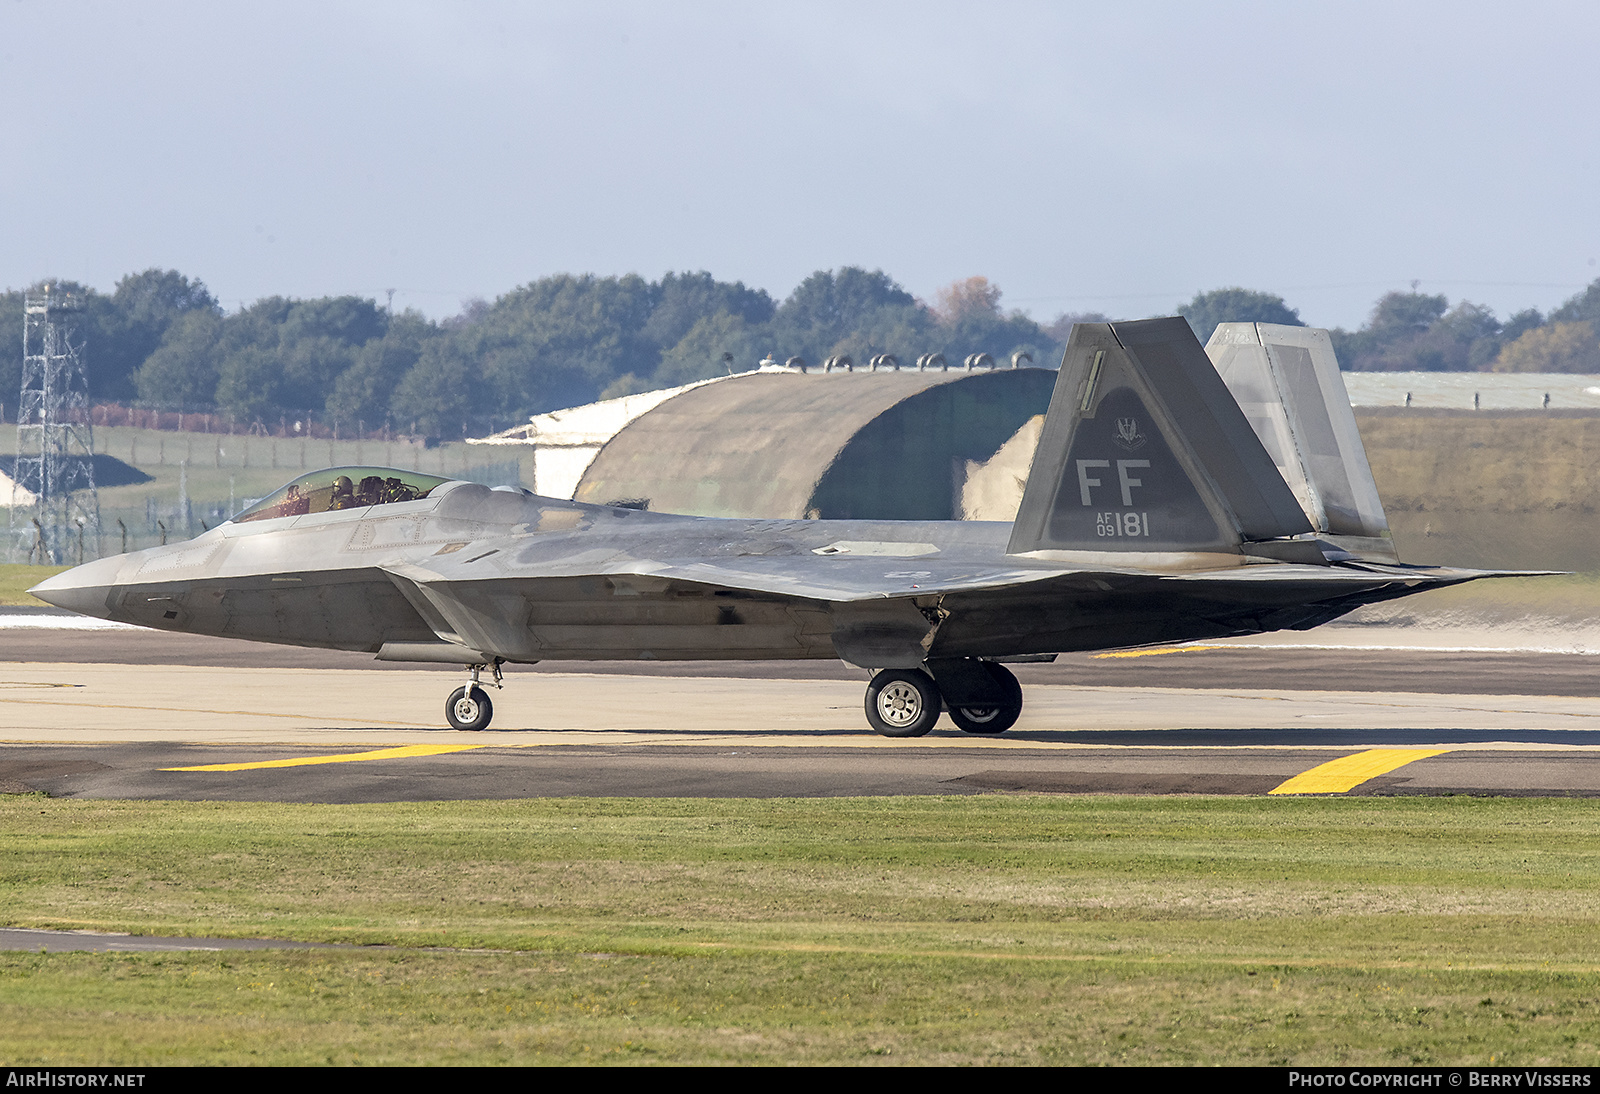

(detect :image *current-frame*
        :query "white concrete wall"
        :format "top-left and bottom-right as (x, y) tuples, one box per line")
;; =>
(1342, 372), (1600, 409)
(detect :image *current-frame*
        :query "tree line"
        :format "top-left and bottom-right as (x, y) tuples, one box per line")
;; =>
(0, 269), (1055, 439)
(1179, 282), (1600, 374)
(6, 268), (1600, 439)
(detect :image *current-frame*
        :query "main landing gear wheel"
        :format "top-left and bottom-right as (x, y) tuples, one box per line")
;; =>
(446, 685), (493, 731)
(865, 668), (941, 738)
(946, 661), (1023, 736)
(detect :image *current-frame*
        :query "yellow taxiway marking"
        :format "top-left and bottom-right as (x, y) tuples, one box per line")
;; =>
(1268, 748), (1450, 795)
(0, 695), (436, 728)
(165, 743), (490, 772)
(1092, 645), (1228, 659)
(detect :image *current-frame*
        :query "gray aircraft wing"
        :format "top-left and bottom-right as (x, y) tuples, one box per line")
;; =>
(384, 528), (1504, 604)
(380, 540), (1149, 603)
(376, 547), (1164, 667)
(375, 535), (1506, 670)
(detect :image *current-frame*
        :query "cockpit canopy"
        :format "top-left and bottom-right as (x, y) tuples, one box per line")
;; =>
(233, 467), (452, 523)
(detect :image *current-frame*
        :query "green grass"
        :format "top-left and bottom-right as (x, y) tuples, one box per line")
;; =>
(0, 563), (67, 605)
(3, 794), (1600, 1065)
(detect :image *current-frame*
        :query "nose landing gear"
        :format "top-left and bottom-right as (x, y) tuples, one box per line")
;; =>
(445, 660), (503, 731)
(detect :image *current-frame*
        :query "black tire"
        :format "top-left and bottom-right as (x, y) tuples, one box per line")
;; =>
(948, 703), (1020, 735)
(446, 685), (493, 731)
(947, 662), (1022, 735)
(864, 668), (941, 737)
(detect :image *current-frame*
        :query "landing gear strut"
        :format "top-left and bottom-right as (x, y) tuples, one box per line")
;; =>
(446, 661), (503, 731)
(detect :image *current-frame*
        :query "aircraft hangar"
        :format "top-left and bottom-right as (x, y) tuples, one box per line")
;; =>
(469, 360), (1600, 571)
(472, 363), (1057, 521)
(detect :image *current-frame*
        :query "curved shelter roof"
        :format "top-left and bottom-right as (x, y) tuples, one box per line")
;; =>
(573, 367), (1056, 520)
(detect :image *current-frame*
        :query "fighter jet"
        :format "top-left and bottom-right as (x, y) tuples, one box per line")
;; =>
(31, 318), (1511, 736)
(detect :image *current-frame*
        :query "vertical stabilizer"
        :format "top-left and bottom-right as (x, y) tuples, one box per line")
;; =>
(1206, 323), (1395, 560)
(1007, 317), (1313, 561)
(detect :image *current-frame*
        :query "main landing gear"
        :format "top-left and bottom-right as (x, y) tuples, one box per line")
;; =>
(445, 661), (503, 731)
(863, 660), (1022, 738)
(864, 669), (943, 737)
(943, 660), (1023, 736)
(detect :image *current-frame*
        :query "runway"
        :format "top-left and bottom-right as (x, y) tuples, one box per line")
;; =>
(5, 610), (1600, 801)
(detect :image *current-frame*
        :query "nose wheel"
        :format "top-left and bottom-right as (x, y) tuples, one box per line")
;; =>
(444, 661), (503, 731)
(446, 685), (493, 731)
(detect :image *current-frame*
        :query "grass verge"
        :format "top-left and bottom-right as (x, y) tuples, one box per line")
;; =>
(2, 794), (1600, 1064)
(0, 563), (69, 606)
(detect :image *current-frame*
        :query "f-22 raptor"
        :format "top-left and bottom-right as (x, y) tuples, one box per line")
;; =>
(33, 318), (1510, 736)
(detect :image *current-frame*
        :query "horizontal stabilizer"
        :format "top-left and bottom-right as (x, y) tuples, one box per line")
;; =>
(1007, 317), (1312, 558)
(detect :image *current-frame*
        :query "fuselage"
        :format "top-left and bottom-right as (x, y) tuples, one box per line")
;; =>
(32, 477), (1441, 667)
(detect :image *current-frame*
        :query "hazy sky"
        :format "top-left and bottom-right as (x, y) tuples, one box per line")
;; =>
(4, 1), (1598, 330)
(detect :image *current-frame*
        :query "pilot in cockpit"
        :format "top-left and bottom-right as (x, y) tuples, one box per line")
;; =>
(329, 475), (356, 510)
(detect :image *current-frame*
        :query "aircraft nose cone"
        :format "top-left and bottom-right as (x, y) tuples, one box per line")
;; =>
(28, 555), (123, 619)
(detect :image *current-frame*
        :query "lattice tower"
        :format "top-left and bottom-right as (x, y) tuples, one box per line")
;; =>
(11, 286), (99, 563)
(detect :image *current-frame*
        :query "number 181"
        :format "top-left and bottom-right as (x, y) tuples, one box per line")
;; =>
(1097, 512), (1149, 537)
